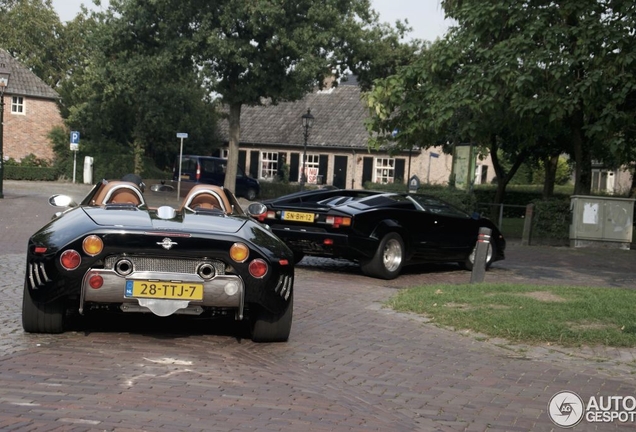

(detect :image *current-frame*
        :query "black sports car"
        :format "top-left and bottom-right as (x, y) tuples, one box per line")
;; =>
(248, 189), (505, 280)
(22, 178), (294, 342)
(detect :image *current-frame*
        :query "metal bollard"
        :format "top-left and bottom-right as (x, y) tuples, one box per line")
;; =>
(470, 227), (492, 284)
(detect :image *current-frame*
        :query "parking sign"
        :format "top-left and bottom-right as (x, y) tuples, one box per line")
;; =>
(70, 131), (80, 151)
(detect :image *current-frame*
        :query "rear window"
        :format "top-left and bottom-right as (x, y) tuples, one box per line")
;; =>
(200, 159), (225, 175)
(180, 157), (197, 172)
(353, 194), (416, 210)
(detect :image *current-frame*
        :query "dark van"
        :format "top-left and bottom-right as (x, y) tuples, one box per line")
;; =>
(173, 155), (260, 200)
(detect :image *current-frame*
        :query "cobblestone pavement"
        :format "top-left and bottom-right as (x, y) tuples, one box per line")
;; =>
(0, 181), (635, 431)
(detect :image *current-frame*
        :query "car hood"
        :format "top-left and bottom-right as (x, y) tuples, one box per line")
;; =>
(83, 207), (247, 234)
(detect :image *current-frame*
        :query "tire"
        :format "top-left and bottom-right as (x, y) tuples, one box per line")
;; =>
(251, 292), (293, 343)
(22, 280), (65, 334)
(360, 232), (404, 280)
(245, 188), (257, 201)
(461, 241), (495, 271)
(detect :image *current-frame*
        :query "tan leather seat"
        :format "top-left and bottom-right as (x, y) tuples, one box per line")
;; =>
(181, 184), (230, 213)
(92, 181), (145, 206)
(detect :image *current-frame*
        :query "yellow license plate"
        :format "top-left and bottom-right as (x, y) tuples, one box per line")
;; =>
(125, 280), (204, 300)
(282, 211), (315, 222)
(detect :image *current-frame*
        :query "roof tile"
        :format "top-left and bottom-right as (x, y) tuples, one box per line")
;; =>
(220, 85), (372, 150)
(0, 49), (59, 100)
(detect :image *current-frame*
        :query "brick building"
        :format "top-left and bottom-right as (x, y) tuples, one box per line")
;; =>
(0, 49), (62, 162)
(219, 78), (497, 189)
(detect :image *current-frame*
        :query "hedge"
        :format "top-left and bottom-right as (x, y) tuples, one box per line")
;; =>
(4, 166), (59, 181)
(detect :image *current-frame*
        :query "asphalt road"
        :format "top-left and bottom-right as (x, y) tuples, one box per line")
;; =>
(0, 180), (635, 431)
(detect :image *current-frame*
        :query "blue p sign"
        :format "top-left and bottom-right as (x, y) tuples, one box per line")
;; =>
(70, 131), (80, 144)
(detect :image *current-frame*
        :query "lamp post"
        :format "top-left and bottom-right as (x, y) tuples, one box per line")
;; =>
(0, 64), (10, 199)
(300, 108), (314, 191)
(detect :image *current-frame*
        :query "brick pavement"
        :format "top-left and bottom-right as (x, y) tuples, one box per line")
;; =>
(0, 180), (635, 431)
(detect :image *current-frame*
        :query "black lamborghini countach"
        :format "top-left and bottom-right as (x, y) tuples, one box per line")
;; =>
(22, 179), (294, 342)
(248, 189), (505, 280)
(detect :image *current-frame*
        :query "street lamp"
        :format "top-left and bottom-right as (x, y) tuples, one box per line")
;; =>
(0, 64), (10, 199)
(300, 108), (314, 191)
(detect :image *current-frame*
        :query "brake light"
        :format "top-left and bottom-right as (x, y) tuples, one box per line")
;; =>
(248, 259), (268, 278)
(89, 274), (104, 289)
(34, 246), (47, 254)
(60, 250), (81, 270)
(325, 216), (352, 228)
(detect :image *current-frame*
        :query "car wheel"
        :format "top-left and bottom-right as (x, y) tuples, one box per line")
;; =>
(251, 292), (293, 343)
(360, 232), (404, 280)
(245, 188), (257, 201)
(461, 241), (495, 271)
(22, 279), (64, 334)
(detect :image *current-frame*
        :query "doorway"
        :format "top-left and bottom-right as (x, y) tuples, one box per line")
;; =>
(333, 156), (348, 189)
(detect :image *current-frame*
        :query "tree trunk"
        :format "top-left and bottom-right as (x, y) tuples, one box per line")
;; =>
(542, 153), (559, 199)
(488, 135), (527, 222)
(568, 104), (593, 196)
(133, 139), (144, 175)
(224, 103), (242, 194)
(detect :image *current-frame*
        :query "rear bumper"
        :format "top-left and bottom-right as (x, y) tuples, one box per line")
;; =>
(270, 226), (374, 260)
(81, 269), (245, 318)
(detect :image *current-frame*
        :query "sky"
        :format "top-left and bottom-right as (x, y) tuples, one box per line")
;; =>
(50, 0), (451, 42)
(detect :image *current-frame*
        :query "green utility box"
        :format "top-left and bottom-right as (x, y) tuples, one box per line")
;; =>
(570, 195), (635, 250)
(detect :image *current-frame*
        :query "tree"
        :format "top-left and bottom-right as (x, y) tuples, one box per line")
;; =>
(63, 0), (221, 176)
(0, 0), (67, 87)
(144, 0), (412, 193)
(367, 0), (636, 204)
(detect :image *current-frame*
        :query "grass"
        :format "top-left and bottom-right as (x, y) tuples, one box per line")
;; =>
(387, 283), (636, 347)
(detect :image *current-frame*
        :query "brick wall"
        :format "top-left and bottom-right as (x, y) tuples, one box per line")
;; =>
(2, 95), (62, 162)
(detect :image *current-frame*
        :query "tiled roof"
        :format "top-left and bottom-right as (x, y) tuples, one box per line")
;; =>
(220, 84), (374, 150)
(0, 49), (59, 100)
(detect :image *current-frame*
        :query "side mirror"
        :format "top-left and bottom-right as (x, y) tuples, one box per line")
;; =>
(49, 194), (76, 208)
(247, 203), (267, 217)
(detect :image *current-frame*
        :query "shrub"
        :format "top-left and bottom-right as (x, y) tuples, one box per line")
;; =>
(3, 153), (58, 180)
(4, 166), (58, 181)
(530, 198), (571, 245)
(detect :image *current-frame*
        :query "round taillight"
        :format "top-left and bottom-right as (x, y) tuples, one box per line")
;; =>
(89, 274), (103, 289)
(60, 250), (81, 270)
(229, 243), (249, 263)
(83, 235), (104, 256)
(248, 259), (268, 278)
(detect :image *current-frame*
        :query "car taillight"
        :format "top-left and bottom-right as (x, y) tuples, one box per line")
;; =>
(230, 242), (249, 263)
(60, 250), (81, 270)
(266, 211), (276, 219)
(248, 259), (268, 278)
(325, 216), (352, 228)
(196, 164), (201, 181)
(89, 274), (104, 289)
(34, 246), (47, 254)
(82, 235), (103, 256)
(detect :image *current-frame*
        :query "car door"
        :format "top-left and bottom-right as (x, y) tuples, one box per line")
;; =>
(407, 194), (477, 261)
